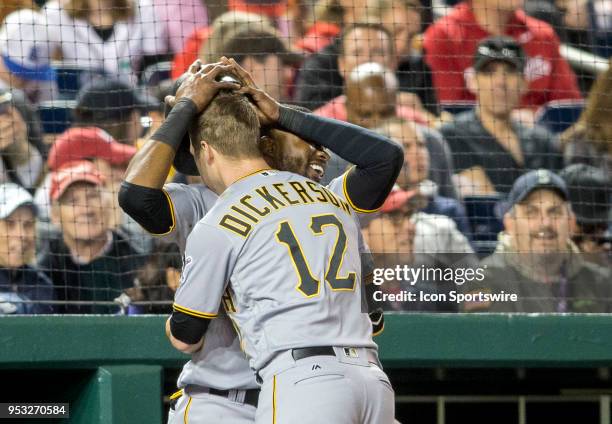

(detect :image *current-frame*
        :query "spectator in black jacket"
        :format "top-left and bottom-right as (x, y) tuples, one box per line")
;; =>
(439, 36), (562, 195)
(38, 161), (145, 314)
(73, 78), (155, 146)
(296, 0), (439, 115)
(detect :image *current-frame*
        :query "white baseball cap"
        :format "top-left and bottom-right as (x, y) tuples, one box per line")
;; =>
(0, 9), (55, 82)
(0, 183), (36, 219)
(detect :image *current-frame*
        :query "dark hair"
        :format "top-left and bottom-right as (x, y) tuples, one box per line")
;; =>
(127, 242), (181, 314)
(0, 88), (45, 157)
(222, 29), (291, 65)
(189, 91), (260, 158)
(339, 23), (394, 56)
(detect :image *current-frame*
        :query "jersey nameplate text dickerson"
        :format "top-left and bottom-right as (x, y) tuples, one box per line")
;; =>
(219, 181), (352, 237)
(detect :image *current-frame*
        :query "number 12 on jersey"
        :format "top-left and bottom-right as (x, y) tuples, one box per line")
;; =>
(276, 214), (356, 298)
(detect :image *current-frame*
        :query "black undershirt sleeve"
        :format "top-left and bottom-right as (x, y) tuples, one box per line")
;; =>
(170, 310), (210, 345)
(277, 106), (404, 211)
(151, 98), (198, 150)
(118, 182), (174, 235)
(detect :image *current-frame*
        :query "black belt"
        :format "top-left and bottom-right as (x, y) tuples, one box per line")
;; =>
(188, 387), (259, 408)
(291, 346), (335, 361)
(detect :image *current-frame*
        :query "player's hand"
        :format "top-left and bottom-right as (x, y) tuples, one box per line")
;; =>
(164, 59), (240, 113)
(221, 57), (280, 125)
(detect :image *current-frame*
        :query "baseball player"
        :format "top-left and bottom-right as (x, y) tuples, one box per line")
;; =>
(119, 60), (399, 423)
(164, 59), (401, 423)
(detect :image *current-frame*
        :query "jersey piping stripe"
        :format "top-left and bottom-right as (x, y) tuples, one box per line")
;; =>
(170, 389), (183, 400)
(342, 166), (380, 214)
(147, 188), (177, 236)
(184, 396), (192, 424)
(173, 303), (218, 319)
(372, 322), (385, 337)
(234, 168), (274, 184)
(272, 375), (277, 424)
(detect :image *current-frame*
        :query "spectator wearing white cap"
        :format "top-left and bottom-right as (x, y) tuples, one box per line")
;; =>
(0, 8), (58, 103)
(0, 183), (54, 314)
(37, 161), (145, 314)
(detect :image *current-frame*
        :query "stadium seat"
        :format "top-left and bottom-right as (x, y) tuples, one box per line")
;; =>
(534, 99), (585, 134)
(52, 62), (107, 100)
(38, 100), (76, 134)
(141, 61), (172, 87)
(463, 194), (505, 256)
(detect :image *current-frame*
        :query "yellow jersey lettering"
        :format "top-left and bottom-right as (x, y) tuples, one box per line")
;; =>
(231, 205), (259, 223)
(289, 181), (315, 204)
(240, 195), (270, 217)
(222, 288), (237, 313)
(219, 214), (252, 237)
(306, 181), (328, 203)
(321, 187), (341, 207)
(273, 183), (300, 205)
(338, 197), (351, 214)
(255, 186), (286, 209)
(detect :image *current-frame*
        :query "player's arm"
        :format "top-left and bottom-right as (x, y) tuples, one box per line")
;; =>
(166, 315), (205, 353)
(276, 106), (403, 212)
(166, 223), (236, 353)
(225, 57), (403, 212)
(118, 60), (239, 234)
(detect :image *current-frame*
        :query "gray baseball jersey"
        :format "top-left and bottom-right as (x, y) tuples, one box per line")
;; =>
(164, 183), (258, 390)
(175, 170), (375, 371)
(163, 183), (219, 255)
(165, 174), (374, 389)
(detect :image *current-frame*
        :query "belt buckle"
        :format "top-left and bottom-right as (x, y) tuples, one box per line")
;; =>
(342, 347), (359, 359)
(230, 389), (245, 403)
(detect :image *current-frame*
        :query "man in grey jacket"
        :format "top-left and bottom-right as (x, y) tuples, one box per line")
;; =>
(463, 169), (611, 313)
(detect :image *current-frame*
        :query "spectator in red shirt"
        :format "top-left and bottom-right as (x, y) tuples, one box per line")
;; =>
(295, 0), (344, 54)
(315, 62), (426, 126)
(423, 0), (581, 116)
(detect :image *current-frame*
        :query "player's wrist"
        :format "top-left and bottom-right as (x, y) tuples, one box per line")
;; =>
(151, 99), (198, 151)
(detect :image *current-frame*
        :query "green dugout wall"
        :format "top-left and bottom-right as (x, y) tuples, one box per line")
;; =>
(2, 313), (612, 423)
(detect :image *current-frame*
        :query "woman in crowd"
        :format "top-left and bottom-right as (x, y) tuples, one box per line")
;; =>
(39, 0), (170, 84)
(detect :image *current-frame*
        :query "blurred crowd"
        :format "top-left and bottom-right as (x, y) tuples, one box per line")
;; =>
(0, 0), (610, 315)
